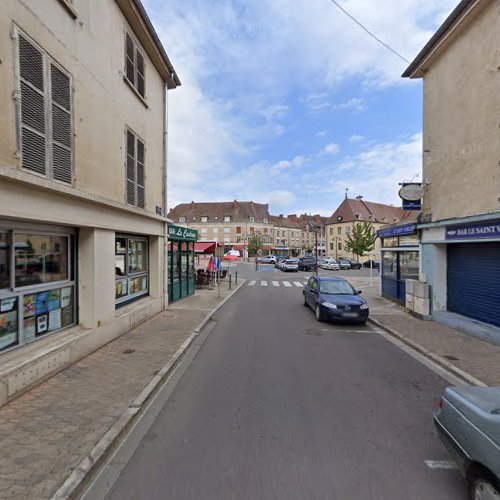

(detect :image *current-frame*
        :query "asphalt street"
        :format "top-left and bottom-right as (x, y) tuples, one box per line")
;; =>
(103, 265), (466, 500)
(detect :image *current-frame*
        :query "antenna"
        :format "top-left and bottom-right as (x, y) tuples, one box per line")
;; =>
(345, 187), (349, 199)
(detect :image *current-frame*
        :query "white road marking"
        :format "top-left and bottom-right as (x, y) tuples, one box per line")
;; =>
(272, 281), (280, 287)
(261, 281), (268, 287)
(283, 281), (292, 287)
(248, 280), (256, 286)
(424, 460), (457, 470)
(294, 282), (303, 287)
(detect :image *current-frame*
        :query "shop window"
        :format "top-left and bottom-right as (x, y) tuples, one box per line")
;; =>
(400, 251), (419, 280)
(15, 234), (69, 287)
(16, 30), (73, 184)
(382, 252), (397, 279)
(125, 32), (145, 98)
(399, 235), (419, 246)
(0, 233), (9, 289)
(115, 236), (149, 306)
(382, 237), (398, 248)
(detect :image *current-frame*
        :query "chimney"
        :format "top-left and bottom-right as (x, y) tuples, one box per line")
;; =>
(232, 200), (238, 209)
(288, 214), (298, 222)
(314, 214), (321, 223)
(190, 201), (195, 208)
(279, 214), (284, 219)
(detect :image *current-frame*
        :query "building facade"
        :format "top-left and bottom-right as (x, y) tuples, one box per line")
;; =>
(0, 0), (179, 404)
(403, 0), (500, 332)
(325, 197), (418, 261)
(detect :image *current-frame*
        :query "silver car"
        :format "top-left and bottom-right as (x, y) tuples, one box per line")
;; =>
(282, 259), (299, 272)
(434, 385), (500, 498)
(321, 259), (340, 271)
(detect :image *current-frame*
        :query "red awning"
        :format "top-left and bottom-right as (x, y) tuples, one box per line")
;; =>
(195, 242), (216, 253)
(233, 245), (246, 251)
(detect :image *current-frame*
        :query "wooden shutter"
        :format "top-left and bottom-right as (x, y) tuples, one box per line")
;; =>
(18, 35), (46, 175)
(126, 130), (136, 205)
(136, 138), (145, 208)
(136, 50), (145, 97)
(51, 64), (72, 183)
(125, 33), (135, 84)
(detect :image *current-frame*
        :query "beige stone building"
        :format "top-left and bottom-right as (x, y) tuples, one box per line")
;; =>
(325, 197), (417, 261)
(403, 0), (500, 331)
(0, 0), (179, 404)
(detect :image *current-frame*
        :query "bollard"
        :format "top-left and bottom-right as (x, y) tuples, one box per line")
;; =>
(218, 278), (221, 298)
(229, 273), (232, 290)
(235, 271), (238, 285)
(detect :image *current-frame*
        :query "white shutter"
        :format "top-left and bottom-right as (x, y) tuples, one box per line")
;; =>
(18, 35), (46, 175)
(51, 64), (72, 183)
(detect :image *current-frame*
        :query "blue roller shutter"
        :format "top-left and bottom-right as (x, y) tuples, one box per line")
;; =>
(447, 243), (500, 327)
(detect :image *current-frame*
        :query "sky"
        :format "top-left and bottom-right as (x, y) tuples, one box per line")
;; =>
(143, 0), (459, 217)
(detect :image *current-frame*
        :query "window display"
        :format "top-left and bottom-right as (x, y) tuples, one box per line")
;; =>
(0, 233), (9, 289)
(0, 297), (18, 351)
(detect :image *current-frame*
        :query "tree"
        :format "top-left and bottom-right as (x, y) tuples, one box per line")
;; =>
(247, 236), (263, 257)
(345, 222), (376, 259)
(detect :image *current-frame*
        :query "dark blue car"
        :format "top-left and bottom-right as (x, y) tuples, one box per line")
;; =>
(303, 276), (369, 324)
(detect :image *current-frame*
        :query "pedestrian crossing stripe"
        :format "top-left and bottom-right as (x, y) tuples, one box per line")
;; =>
(272, 281), (279, 287)
(283, 281), (291, 287)
(294, 282), (303, 287)
(247, 281), (304, 288)
(248, 280), (256, 286)
(261, 281), (268, 287)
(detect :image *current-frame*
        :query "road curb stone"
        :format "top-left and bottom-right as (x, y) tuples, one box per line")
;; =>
(53, 279), (246, 500)
(368, 317), (487, 387)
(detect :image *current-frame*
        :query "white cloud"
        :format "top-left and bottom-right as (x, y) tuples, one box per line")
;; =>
(336, 98), (367, 112)
(316, 130), (328, 137)
(259, 104), (290, 122)
(349, 135), (365, 143)
(300, 92), (332, 112)
(268, 190), (297, 208)
(325, 143), (341, 155)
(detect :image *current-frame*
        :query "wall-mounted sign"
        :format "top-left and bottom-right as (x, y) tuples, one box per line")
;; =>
(168, 224), (198, 242)
(377, 224), (416, 239)
(445, 220), (500, 241)
(399, 183), (424, 211)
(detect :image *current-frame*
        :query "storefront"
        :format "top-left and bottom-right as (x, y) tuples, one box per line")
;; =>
(168, 224), (198, 303)
(0, 221), (76, 353)
(379, 223), (419, 305)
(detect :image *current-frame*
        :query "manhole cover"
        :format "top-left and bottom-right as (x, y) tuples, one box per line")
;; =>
(123, 349), (136, 354)
(443, 354), (459, 361)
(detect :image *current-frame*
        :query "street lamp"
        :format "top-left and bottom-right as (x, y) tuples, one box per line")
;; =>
(308, 221), (322, 275)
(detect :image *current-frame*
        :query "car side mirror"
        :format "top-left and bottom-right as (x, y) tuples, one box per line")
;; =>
(357, 290), (362, 294)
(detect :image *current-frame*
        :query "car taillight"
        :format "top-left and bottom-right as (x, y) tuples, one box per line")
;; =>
(439, 398), (444, 409)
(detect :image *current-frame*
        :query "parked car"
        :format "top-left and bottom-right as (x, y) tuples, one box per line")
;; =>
(298, 257), (317, 272)
(282, 259), (299, 272)
(258, 255), (276, 264)
(362, 260), (380, 269)
(340, 257), (362, 270)
(338, 259), (351, 270)
(275, 257), (286, 268)
(321, 259), (340, 271)
(434, 385), (500, 498)
(303, 276), (369, 324)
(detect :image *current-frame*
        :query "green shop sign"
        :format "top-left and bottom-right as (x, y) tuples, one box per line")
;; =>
(168, 224), (198, 241)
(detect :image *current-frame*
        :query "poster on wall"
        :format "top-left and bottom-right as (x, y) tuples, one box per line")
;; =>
(0, 311), (17, 350)
(23, 294), (35, 318)
(61, 306), (73, 328)
(48, 289), (60, 311)
(0, 298), (16, 313)
(36, 314), (48, 335)
(35, 292), (49, 315)
(48, 309), (62, 331)
(61, 287), (72, 308)
(24, 318), (36, 342)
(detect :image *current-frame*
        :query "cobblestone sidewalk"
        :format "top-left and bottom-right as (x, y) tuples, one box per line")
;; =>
(0, 281), (239, 499)
(356, 280), (500, 386)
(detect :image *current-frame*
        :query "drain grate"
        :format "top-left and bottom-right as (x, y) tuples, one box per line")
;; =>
(443, 354), (459, 361)
(123, 349), (136, 354)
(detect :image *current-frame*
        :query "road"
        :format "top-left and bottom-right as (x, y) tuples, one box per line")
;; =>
(95, 265), (466, 500)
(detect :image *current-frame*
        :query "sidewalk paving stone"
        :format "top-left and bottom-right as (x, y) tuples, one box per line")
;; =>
(0, 281), (238, 500)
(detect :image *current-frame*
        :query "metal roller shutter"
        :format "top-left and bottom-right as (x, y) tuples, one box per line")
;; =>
(447, 243), (500, 327)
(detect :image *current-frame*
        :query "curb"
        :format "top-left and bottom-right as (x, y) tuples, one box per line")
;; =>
(368, 317), (487, 387)
(53, 279), (246, 500)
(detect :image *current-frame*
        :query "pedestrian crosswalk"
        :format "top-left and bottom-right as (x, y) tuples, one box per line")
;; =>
(247, 280), (306, 288)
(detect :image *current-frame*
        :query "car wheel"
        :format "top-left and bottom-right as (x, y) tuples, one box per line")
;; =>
(469, 470), (500, 500)
(315, 304), (323, 322)
(303, 294), (308, 307)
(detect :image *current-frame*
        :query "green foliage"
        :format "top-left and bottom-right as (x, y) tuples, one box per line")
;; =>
(345, 222), (377, 258)
(247, 236), (263, 256)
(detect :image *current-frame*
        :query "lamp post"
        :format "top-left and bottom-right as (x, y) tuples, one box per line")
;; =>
(308, 221), (322, 275)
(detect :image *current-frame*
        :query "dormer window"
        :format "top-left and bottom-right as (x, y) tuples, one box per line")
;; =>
(249, 217), (255, 223)
(224, 215), (231, 222)
(201, 216), (208, 223)
(263, 218), (268, 224)
(179, 217), (186, 223)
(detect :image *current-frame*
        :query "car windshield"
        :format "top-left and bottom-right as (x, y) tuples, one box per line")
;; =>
(319, 280), (356, 295)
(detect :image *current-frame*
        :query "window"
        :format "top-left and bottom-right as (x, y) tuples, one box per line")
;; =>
(382, 252), (397, 279)
(213, 227), (218, 233)
(338, 227), (342, 235)
(338, 242), (342, 251)
(0, 233), (10, 289)
(224, 238), (230, 244)
(201, 216), (208, 223)
(224, 216), (231, 222)
(329, 228), (333, 235)
(224, 227), (231, 234)
(125, 33), (145, 98)
(179, 217), (186, 223)
(263, 218), (268, 224)
(125, 130), (145, 208)
(201, 228), (208, 234)
(236, 227), (241, 234)
(346, 226), (351, 234)
(115, 236), (149, 305)
(264, 228), (268, 234)
(400, 252), (419, 280)
(249, 217), (255, 223)
(16, 30), (73, 184)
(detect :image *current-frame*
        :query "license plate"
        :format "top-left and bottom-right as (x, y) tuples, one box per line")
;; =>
(343, 312), (359, 318)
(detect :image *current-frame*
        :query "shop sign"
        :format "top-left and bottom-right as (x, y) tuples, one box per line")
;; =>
(399, 183), (424, 211)
(168, 224), (198, 241)
(445, 220), (500, 241)
(377, 224), (416, 239)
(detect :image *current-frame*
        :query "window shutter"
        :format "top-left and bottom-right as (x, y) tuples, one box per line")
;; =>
(136, 139), (145, 208)
(51, 64), (72, 183)
(18, 35), (46, 175)
(126, 131), (136, 205)
(136, 51), (145, 97)
(126, 34), (135, 84)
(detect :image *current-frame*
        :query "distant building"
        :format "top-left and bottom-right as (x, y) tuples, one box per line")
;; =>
(0, 0), (179, 404)
(325, 197), (418, 261)
(403, 0), (500, 333)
